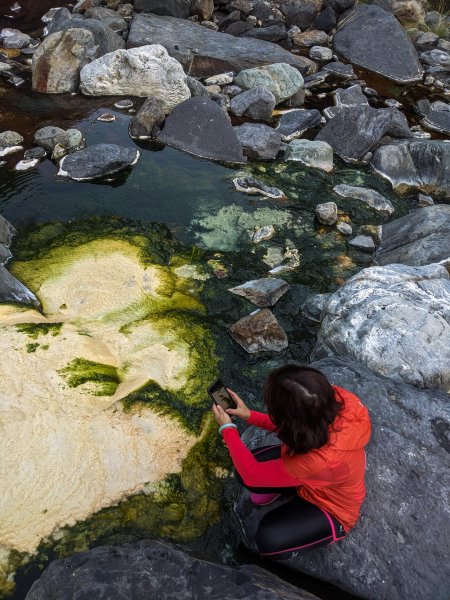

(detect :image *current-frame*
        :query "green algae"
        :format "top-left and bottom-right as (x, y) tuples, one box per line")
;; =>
(58, 358), (120, 397)
(15, 323), (62, 339)
(26, 342), (39, 353)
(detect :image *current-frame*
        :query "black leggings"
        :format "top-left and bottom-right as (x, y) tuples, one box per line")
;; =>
(237, 445), (346, 560)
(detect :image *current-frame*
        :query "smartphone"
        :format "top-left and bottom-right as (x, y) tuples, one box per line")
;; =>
(207, 379), (237, 411)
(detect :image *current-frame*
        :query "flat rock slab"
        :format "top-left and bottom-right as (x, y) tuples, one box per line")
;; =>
(333, 184), (394, 215)
(333, 5), (423, 83)
(276, 109), (321, 141)
(229, 308), (288, 353)
(370, 140), (450, 198)
(228, 278), (289, 307)
(316, 105), (411, 162)
(375, 205), (450, 266)
(0, 265), (40, 307)
(58, 144), (140, 181)
(312, 263), (450, 391)
(25, 539), (318, 600)
(234, 357), (450, 600)
(127, 13), (313, 77)
(158, 97), (246, 163)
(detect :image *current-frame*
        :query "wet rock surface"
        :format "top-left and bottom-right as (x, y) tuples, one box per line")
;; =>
(25, 539), (318, 600)
(58, 143), (140, 181)
(375, 205), (450, 266)
(285, 139), (333, 172)
(229, 308), (288, 353)
(313, 263), (450, 390)
(333, 184), (394, 215)
(333, 5), (423, 83)
(158, 97), (246, 163)
(128, 96), (167, 139)
(234, 357), (450, 600)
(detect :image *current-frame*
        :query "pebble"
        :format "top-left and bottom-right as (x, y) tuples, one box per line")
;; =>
(201, 21), (219, 31)
(337, 221), (352, 236)
(252, 225), (276, 243)
(204, 72), (234, 86)
(315, 202), (338, 225)
(348, 235), (375, 253)
(385, 99), (402, 109)
(97, 113), (116, 122)
(114, 99), (133, 109)
(309, 46), (333, 62)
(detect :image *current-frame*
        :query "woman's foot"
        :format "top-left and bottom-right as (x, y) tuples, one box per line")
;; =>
(250, 492), (282, 506)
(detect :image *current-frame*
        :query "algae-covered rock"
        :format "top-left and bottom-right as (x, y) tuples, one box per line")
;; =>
(0, 218), (223, 597)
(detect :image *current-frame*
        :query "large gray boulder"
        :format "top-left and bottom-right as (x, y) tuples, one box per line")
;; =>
(127, 13), (314, 76)
(158, 97), (246, 163)
(375, 205), (450, 266)
(234, 357), (450, 600)
(58, 144), (140, 181)
(312, 263), (450, 391)
(32, 28), (97, 93)
(80, 45), (190, 111)
(25, 539), (318, 600)
(333, 5), (423, 83)
(370, 141), (450, 199)
(316, 105), (411, 162)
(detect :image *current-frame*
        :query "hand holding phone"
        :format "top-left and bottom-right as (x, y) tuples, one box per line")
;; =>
(207, 379), (237, 411)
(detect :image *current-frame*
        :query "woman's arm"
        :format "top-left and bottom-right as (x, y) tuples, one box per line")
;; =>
(246, 411), (278, 432)
(221, 427), (302, 488)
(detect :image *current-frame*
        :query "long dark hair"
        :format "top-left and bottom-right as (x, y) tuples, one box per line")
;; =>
(264, 365), (343, 454)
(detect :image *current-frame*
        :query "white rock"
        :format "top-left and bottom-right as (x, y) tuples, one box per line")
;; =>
(80, 45), (191, 112)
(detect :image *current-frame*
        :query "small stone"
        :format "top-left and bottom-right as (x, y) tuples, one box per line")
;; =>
(229, 308), (288, 353)
(186, 76), (209, 98)
(234, 63), (304, 104)
(129, 96), (166, 140)
(97, 113), (116, 122)
(302, 293), (331, 323)
(0, 130), (23, 149)
(276, 108), (321, 141)
(420, 49), (450, 68)
(315, 202), (338, 225)
(293, 29), (329, 48)
(114, 99), (134, 109)
(323, 61), (356, 80)
(34, 126), (68, 152)
(385, 99), (402, 109)
(204, 72), (234, 86)
(233, 176), (286, 200)
(15, 158), (39, 171)
(417, 194), (434, 207)
(229, 278), (289, 307)
(230, 87), (276, 122)
(348, 235), (375, 252)
(24, 147), (46, 160)
(234, 123), (282, 161)
(66, 128), (84, 151)
(206, 84), (221, 94)
(0, 28), (30, 49)
(415, 31), (439, 51)
(252, 225), (276, 243)
(51, 143), (68, 161)
(337, 221), (352, 236)
(333, 184), (394, 215)
(309, 46), (332, 62)
(201, 20), (218, 31)
(284, 139), (333, 172)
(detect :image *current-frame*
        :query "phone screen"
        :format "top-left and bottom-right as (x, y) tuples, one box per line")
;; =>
(208, 379), (237, 411)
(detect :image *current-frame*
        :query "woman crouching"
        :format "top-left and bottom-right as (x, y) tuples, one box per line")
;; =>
(212, 365), (371, 559)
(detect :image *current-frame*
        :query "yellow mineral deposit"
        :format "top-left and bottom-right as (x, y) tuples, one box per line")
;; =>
(0, 237), (210, 562)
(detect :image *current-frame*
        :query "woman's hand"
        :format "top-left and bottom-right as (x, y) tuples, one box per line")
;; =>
(225, 389), (251, 421)
(212, 403), (232, 426)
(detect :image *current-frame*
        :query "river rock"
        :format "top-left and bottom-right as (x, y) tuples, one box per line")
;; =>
(0, 130), (24, 157)
(333, 5), (423, 84)
(293, 29), (329, 48)
(348, 234), (375, 253)
(420, 49), (450, 68)
(241, 25), (288, 43)
(58, 143), (140, 181)
(234, 356), (450, 600)
(323, 61), (356, 80)
(333, 184), (394, 215)
(230, 87), (276, 121)
(129, 96), (166, 139)
(0, 28), (30, 49)
(315, 201), (338, 225)
(302, 293), (332, 323)
(309, 46), (332, 62)
(282, 1), (319, 30)
(337, 221), (352, 236)
(80, 45), (190, 112)
(0, 265), (39, 307)
(375, 205), (450, 267)
(134, 0), (191, 18)
(233, 176), (286, 200)
(276, 109), (321, 141)
(186, 75), (209, 97)
(158, 97), (246, 163)
(312, 263), (450, 390)
(229, 278), (289, 307)
(34, 126), (68, 152)
(370, 140), (450, 198)
(84, 7), (128, 32)
(234, 123), (282, 160)
(0, 215), (16, 247)
(284, 140), (333, 172)
(32, 28), (97, 93)
(234, 63), (304, 104)
(229, 308), (288, 353)
(46, 15), (126, 56)
(316, 105), (412, 162)
(419, 101), (450, 135)
(25, 539), (318, 600)
(127, 13), (313, 76)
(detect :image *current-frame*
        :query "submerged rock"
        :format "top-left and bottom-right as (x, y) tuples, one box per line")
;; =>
(316, 105), (412, 162)
(370, 140), (450, 198)
(158, 97), (246, 163)
(333, 184), (394, 215)
(375, 205), (450, 266)
(333, 5), (423, 83)
(276, 109), (321, 141)
(233, 176), (286, 200)
(25, 540), (317, 600)
(234, 63), (304, 104)
(235, 356), (450, 600)
(229, 308), (288, 353)
(234, 123), (281, 161)
(127, 13), (313, 76)
(312, 263), (450, 390)
(129, 96), (167, 140)
(284, 139), (333, 172)
(229, 278), (289, 307)
(58, 144), (140, 181)
(80, 45), (190, 112)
